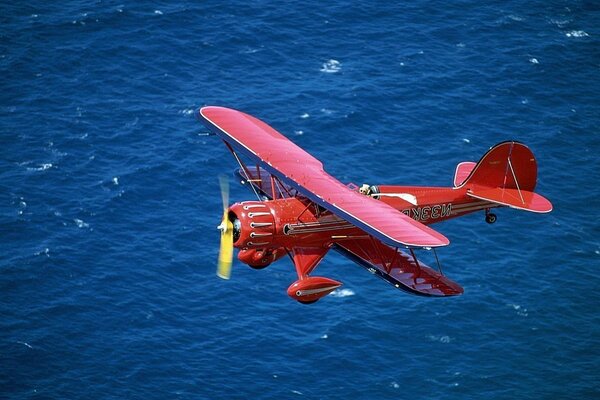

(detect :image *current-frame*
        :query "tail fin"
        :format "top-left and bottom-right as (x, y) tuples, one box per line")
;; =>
(457, 141), (552, 213)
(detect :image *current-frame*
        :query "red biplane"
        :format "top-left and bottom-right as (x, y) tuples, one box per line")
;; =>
(197, 106), (552, 304)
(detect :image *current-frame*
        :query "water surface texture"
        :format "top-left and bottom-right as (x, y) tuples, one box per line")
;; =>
(2, 1), (599, 399)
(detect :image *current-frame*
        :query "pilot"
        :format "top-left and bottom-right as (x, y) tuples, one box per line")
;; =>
(359, 184), (372, 196)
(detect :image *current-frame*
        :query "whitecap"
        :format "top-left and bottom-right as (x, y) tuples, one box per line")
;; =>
(17, 341), (33, 349)
(427, 334), (451, 343)
(74, 219), (89, 229)
(320, 59), (341, 73)
(112, 177), (119, 185)
(291, 390), (303, 395)
(27, 163), (52, 171)
(294, 130), (304, 136)
(390, 382), (400, 389)
(456, 43), (466, 48)
(508, 303), (528, 316)
(462, 138), (470, 144)
(154, 10), (163, 15)
(529, 58), (539, 64)
(330, 288), (354, 298)
(300, 113), (309, 119)
(320, 334), (328, 339)
(549, 18), (571, 28)
(35, 248), (50, 257)
(179, 108), (195, 116)
(240, 47), (263, 54)
(565, 30), (589, 38)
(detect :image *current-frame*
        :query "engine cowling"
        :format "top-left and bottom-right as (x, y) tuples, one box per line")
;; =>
(229, 201), (275, 249)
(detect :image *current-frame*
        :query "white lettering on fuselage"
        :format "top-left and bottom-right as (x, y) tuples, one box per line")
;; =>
(402, 204), (452, 222)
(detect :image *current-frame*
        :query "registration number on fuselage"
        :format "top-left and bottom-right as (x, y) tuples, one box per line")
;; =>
(401, 204), (452, 222)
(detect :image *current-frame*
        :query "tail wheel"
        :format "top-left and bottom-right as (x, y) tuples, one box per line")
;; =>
(485, 212), (497, 224)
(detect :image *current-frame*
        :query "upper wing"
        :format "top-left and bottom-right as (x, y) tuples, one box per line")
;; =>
(198, 106), (449, 248)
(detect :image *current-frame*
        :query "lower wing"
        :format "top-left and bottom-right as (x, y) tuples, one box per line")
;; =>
(334, 239), (463, 297)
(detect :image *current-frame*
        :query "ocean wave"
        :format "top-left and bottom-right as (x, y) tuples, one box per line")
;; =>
(74, 219), (90, 229)
(507, 303), (528, 317)
(26, 163), (53, 171)
(330, 288), (355, 298)
(565, 30), (589, 38)
(320, 59), (341, 73)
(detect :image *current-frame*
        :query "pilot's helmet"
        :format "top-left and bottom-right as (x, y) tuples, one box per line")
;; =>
(359, 184), (371, 195)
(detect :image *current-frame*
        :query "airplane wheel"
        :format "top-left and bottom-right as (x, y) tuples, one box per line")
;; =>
(298, 299), (318, 305)
(249, 262), (271, 270)
(485, 213), (497, 224)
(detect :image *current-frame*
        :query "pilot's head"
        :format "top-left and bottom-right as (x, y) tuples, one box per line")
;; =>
(359, 184), (371, 195)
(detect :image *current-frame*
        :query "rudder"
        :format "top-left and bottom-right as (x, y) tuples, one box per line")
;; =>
(456, 141), (537, 192)
(458, 141), (552, 213)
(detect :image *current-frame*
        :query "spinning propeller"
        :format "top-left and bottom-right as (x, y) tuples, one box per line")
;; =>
(217, 175), (233, 279)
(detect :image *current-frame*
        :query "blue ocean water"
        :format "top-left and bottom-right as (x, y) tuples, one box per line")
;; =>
(2, 0), (599, 398)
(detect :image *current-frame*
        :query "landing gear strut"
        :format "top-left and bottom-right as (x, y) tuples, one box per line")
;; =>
(485, 209), (497, 224)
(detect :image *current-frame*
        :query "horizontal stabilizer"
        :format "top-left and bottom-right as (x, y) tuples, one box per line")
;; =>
(453, 162), (476, 187)
(467, 188), (552, 213)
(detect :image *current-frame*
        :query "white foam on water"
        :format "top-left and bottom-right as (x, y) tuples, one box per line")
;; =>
(17, 341), (33, 349)
(294, 130), (303, 136)
(427, 334), (451, 343)
(330, 288), (354, 298)
(74, 219), (89, 229)
(320, 59), (341, 73)
(550, 18), (571, 28)
(529, 58), (539, 64)
(508, 303), (528, 317)
(112, 177), (119, 185)
(300, 113), (309, 119)
(462, 138), (471, 143)
(320, 334), (328, 339)
(565, 30), (589, 38)
(291, 390), (303, 395)
(35, 248), (50, 257)
(27, 163), (53, 171)
(154, 10), (163, 15)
